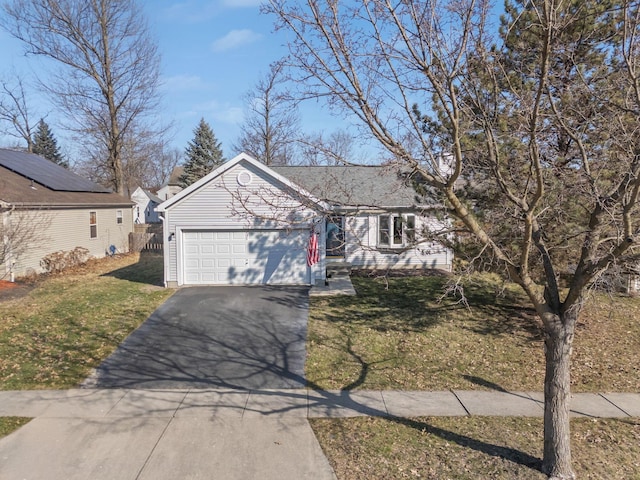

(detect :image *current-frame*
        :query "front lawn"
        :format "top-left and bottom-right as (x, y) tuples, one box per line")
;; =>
(0, 252), (174, 390)
(311, 416), (640, 480)
(306, 274), (640, 392)
(307, 273), (640, 479)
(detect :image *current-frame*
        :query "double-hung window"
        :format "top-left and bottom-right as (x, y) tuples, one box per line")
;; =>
(378, 214), (415, 247)
(90, 211), (97, 238)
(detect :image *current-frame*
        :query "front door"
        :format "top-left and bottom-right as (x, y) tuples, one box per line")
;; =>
(325, 216), (345, 257)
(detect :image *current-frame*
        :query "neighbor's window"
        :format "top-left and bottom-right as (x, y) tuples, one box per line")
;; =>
(378, 214), (415, 247)
(116, 209), (123, 224)
(90, 211), (97, 238)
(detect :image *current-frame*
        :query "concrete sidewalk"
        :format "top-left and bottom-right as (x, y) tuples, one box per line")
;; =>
(0, 389), (638, 480)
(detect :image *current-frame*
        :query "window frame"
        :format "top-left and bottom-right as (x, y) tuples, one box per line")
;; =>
(378, 213), (416, 248)
(89, 211), (97, 239)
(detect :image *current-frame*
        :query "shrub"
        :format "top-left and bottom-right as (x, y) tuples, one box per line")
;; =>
(40, 247), (91, 274)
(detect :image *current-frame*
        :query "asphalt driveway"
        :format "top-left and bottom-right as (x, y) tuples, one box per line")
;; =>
(85, 286), (310, 390)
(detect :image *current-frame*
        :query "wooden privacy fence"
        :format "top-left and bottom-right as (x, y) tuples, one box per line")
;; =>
(129, 224), (163, 253)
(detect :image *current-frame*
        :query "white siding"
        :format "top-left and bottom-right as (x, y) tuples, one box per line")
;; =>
(131, 190), (160, 224)
(164, 161), (320, 286)
(344, 214), (452, 271)
(6, 207), (133, 278)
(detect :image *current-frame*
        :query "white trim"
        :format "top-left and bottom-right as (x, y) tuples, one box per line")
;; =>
(157, 152), (329, 213)
(177, 226), (312, 286)
(176, 226), (185, 286)
(236, 171), (252, 186)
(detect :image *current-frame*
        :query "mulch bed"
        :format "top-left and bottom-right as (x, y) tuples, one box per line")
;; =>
(350, 268), (452, 278)
(0, 280), (34, 302)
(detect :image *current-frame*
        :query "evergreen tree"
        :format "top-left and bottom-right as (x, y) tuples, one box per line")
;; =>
(179, 118), (225, 187)
(32, 119), (67, 168)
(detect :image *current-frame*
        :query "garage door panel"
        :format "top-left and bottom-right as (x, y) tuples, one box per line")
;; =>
(182, 229), (309, 285)
(216, 244), (230, 254)
(185, 245), (199, 254)
(185, 259), (200, 268)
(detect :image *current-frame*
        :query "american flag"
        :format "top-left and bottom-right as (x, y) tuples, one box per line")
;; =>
(307, 230), (319, 266)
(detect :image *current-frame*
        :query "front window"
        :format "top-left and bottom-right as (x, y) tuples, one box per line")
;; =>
(378, 214), (415, 247)
(90, 211), (97, 238)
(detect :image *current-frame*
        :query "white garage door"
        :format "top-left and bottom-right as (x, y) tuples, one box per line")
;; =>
(182, 230), (310, 285)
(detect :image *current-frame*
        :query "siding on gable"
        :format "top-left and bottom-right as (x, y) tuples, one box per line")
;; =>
(5, 207), (133, 278)
(343, 214), (452, 271)
(163, 161), (321, 285)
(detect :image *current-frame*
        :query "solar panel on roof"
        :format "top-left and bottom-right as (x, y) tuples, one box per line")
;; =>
(0, 149), (111, 193)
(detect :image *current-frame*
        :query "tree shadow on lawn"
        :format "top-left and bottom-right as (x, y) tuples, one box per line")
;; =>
(102, 251), (164, 286)
(388, 416), (543, 472)
(306, 367), (543, 473)
(315, 275), (543, 341)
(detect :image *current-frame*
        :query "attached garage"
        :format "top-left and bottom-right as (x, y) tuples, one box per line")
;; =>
(180, 229), (309, 285)
(157, 154), (326, 288)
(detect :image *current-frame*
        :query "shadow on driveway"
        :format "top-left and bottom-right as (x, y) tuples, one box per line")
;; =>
(84, 286), (310, 390)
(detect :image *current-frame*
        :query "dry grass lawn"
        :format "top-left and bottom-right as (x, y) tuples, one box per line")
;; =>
(307, 273), (640, 479)
(311, 416), (640, 480)
(0, 252), (173, 390)
(307, 274), (640, 392)
(1, 260), (638, 477)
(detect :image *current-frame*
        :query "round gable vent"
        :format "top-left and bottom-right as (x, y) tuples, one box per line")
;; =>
(237, 171), (252, 186)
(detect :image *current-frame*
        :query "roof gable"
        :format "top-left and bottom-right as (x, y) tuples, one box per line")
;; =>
(157, 153), (326, 212)
(131, 187), (161, 204)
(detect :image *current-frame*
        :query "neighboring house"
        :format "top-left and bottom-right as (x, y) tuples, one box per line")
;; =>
(157, 166), (184, 201)
(157, 153), (452, 287)
(131, 187), (162, 223)
(0, 149), (134, 280)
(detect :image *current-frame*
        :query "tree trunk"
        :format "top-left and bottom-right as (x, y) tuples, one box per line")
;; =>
(542, 311), (577, 480)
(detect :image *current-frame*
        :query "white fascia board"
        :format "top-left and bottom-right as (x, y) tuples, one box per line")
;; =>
(156, 152), (330, 213)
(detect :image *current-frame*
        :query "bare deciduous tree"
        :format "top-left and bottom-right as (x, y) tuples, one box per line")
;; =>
(0, 75), (36, 151)
(234, 61), (300, 165)
(265, 1), (640, 478)
(1, 0), (162, 195)
(76, 127), (181, 195)
(298, 129), (365, 165)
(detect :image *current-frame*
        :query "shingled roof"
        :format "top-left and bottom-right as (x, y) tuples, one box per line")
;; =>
(271, 165), (432, 209)
(0, 149), (132, 208)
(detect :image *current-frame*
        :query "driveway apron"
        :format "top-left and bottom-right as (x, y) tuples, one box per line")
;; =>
(86, 286), (310, 389)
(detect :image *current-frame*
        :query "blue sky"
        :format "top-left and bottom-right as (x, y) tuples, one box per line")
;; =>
(146, 0), (291, 157)
(0, 0), (343, 161)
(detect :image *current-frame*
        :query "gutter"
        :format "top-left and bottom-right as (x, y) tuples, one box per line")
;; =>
(7, 202), (135, 210)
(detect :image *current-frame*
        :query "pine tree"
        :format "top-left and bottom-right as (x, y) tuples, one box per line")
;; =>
(32, 119), (67, 168)
(179, 118), (225, 187)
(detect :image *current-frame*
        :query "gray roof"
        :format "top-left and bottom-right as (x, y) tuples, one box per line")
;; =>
(167, 166), (184, 185)
(271, 165), (429, 208)
(142, 189), (162, 204)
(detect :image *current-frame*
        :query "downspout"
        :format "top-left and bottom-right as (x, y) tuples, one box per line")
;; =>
(1, 203), (16, 282)
(158, 212), (168, 288)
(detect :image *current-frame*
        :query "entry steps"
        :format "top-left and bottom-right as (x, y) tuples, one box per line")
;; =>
(326, 261), (352, 279)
